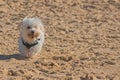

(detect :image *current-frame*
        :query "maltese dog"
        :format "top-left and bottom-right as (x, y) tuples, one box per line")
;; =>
(18, 17), (44, 58)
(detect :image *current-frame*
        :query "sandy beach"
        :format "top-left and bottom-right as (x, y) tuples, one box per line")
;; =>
(0, 0), (120, 80)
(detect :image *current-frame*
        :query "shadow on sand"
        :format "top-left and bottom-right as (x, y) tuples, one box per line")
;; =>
(0, 54), (24, 60)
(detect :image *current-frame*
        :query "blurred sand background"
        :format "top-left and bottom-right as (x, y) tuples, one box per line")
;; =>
(0, 0), (120, 80)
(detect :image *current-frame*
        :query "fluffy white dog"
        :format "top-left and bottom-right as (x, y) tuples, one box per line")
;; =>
(18, 17), (44, 58)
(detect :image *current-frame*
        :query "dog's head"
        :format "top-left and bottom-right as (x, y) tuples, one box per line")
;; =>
(19, 17), (44, 42)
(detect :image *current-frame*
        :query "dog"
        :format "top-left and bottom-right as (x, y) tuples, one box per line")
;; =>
(18, 17), (44, 58)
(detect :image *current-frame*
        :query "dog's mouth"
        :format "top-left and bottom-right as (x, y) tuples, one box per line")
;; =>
(28, 32), (39, 39)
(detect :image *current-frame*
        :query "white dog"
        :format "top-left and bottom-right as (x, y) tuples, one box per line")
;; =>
(18, 17), (44, 58)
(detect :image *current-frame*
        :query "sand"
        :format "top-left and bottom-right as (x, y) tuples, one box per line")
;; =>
(0, 0), (120, 80)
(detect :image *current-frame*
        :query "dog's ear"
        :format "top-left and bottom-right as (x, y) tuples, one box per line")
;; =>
(39, 22), (44, 32)
(40, 26), (44, 32)
(18, 17), (28, 30)
(37, 18), (44, 32)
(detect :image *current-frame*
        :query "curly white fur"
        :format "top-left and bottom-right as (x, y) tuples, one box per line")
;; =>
(18, 17), (44, 58)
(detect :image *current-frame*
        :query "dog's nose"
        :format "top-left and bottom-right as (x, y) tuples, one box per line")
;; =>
(31, 30), (35, 34)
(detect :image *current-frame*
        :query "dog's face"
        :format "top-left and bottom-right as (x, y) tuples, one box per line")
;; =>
(19, 17), (44, 42)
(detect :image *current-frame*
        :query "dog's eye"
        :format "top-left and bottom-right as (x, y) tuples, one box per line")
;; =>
(27, 26), (31, 29)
